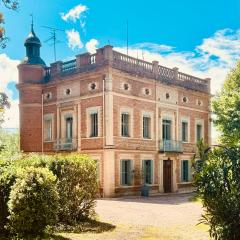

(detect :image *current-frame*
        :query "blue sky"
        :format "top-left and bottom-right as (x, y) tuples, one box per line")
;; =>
(0, 0), (240, 138)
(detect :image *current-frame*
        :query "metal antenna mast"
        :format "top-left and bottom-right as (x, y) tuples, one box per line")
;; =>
(42, 26), (64, 62)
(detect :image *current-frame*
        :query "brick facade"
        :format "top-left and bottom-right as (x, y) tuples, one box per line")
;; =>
(18, 37), (211, 197)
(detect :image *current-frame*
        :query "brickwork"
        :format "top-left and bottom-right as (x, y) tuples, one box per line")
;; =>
(18, 43), (211, 197)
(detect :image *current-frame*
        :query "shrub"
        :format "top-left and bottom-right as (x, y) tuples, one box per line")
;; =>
(193, 141), (240, 240)
(49, 154), (98, 224)
(0, 165), (19, 233)
(7, 167), (59, 235)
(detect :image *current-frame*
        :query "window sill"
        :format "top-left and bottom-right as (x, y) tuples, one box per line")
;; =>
(44, 140), (54, 143)
(142, 137), (153, 141)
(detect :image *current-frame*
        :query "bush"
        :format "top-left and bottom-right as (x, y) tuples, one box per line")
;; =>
(0, 165), (19, 233)
(193, 141), (240, 240)
(49, 154), (98, 224)
(7, 167), (59, 235)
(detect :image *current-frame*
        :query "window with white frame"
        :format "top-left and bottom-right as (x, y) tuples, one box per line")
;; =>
(94, 159), (100, 181)
(181, 120), (188, 142)
(65, 116), (73, 142)
(181, 160), (189, 182)
(142, 160), (153, 184)
(196, 123), (203, 142)
(162, 119), (172, 140)
(143, 115), (151, 139)
(44, 115), (53, 141)
(120, 159), (133, 186)
(90, 112), (98, 137)
(121, 112), (130, 137)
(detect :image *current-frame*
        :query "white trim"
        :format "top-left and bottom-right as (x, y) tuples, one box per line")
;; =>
(195, 118), (204, 142)
(141, 111), (154, 140)
(180, 116), (190, 143)
(161, 112), (175, 140)
(43, 113), (54, 142)
(119, 158), (134, 187)
(86, 106), (102, 138)
(119, 107), (133, 138)
(140, 156), (155, 185)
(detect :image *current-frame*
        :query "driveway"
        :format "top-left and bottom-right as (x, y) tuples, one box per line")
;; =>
(95, 193), (209, 240)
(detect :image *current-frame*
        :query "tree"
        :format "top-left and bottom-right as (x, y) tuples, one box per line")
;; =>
(0, 92), (10, 127)
(212, 61), (240, 146)
(193, 142), (240, 240)
(0, 0), (19, 48)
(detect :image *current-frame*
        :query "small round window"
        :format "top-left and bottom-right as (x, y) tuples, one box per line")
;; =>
(183, 96), (188, 103)
(197, 99), (203, 106)
(145, 88), (150, 95)
(123, 83), (129, 91)
(45, 92), (52, 100)
(90, 83), (96, 90)
(65, 89), (71, 95)
(166, 93), (170, 99)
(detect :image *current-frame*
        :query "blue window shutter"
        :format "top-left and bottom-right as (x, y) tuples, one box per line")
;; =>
(120, 160), (123, 185)
(182, 160), (189, 182)
(142, 160), (146, 184)
(129, 160), (133, 185)
(150, 160), (153, 184)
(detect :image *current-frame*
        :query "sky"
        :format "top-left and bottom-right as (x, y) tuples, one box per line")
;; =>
(0, 0), (240, 139)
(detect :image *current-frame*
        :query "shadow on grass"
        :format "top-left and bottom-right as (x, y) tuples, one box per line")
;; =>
(53, 219), (116, 234)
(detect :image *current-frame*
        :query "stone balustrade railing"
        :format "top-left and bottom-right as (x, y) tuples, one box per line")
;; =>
(47, 45), (210, 93)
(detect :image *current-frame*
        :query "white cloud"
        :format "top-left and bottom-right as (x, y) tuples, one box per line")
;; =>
(0, 54), (20, 129)
(86, 39), (99, 54)
(116, 28), (240, 95)
(61, 4), (88, 23)
(115, 28), (240, 141)
(66, 29), (83, 50)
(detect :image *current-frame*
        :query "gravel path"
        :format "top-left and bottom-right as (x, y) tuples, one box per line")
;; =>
(95, 193), (209, 240)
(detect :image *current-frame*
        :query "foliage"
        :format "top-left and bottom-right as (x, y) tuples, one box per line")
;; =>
(49, 154), (98, 224)
(0, 130), (20, 159)
(0, 0), (19, 48)
(0, 165), (19, 233)
(0, 92), (10, 127)
(0, 153), (98, 236)
(7, 167), (59, 236)
(212, 61), (240, 147)
(193, 141), (240, 240)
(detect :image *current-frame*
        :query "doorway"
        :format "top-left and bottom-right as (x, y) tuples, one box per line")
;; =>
(163, 159), (172, 193)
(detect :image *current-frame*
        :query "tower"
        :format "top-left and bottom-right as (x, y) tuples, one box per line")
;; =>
(18, 24), (46, 152)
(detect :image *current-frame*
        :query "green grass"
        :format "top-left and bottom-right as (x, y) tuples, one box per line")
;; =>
(188, 194), (202, 203)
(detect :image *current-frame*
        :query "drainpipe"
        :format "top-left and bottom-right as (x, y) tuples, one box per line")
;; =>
(41, 91), (44, 154)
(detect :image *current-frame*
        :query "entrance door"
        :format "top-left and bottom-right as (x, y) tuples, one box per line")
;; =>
(163, 160), (172, 193)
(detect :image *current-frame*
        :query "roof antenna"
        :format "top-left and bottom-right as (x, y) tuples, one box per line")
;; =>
(42, 26), (65, 62)
(126, 20), (129, 56)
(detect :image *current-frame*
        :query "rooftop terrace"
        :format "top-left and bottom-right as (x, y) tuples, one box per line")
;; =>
(46, 45), (210, 93)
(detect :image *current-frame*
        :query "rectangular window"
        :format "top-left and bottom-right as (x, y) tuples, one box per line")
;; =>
(182, 121), (188, 142)
(94, 159), (100, 181)
(121, 113), (130, 137)
(90, 113), (98, 137)
(162, 119), (171, 140)
(142, 160), (153, 184)
(196, 124), (202, 141)
(65, 117), (73, 142)
(120, 160), (132, 186)
(181, 160), (189, 182)
(143, 116), (151, 139)
(44, 118), (52, 141)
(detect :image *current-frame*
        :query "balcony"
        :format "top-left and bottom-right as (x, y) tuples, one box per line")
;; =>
(54, 139), (78, 151)
(159, 140), (183, 153)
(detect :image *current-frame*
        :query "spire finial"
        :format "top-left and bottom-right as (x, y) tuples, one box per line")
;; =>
(30, 13), (34, 31)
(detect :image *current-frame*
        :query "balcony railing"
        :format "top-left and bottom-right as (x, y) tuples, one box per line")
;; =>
(159, 140), (183, 153)
(54, 138), (78, 151)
